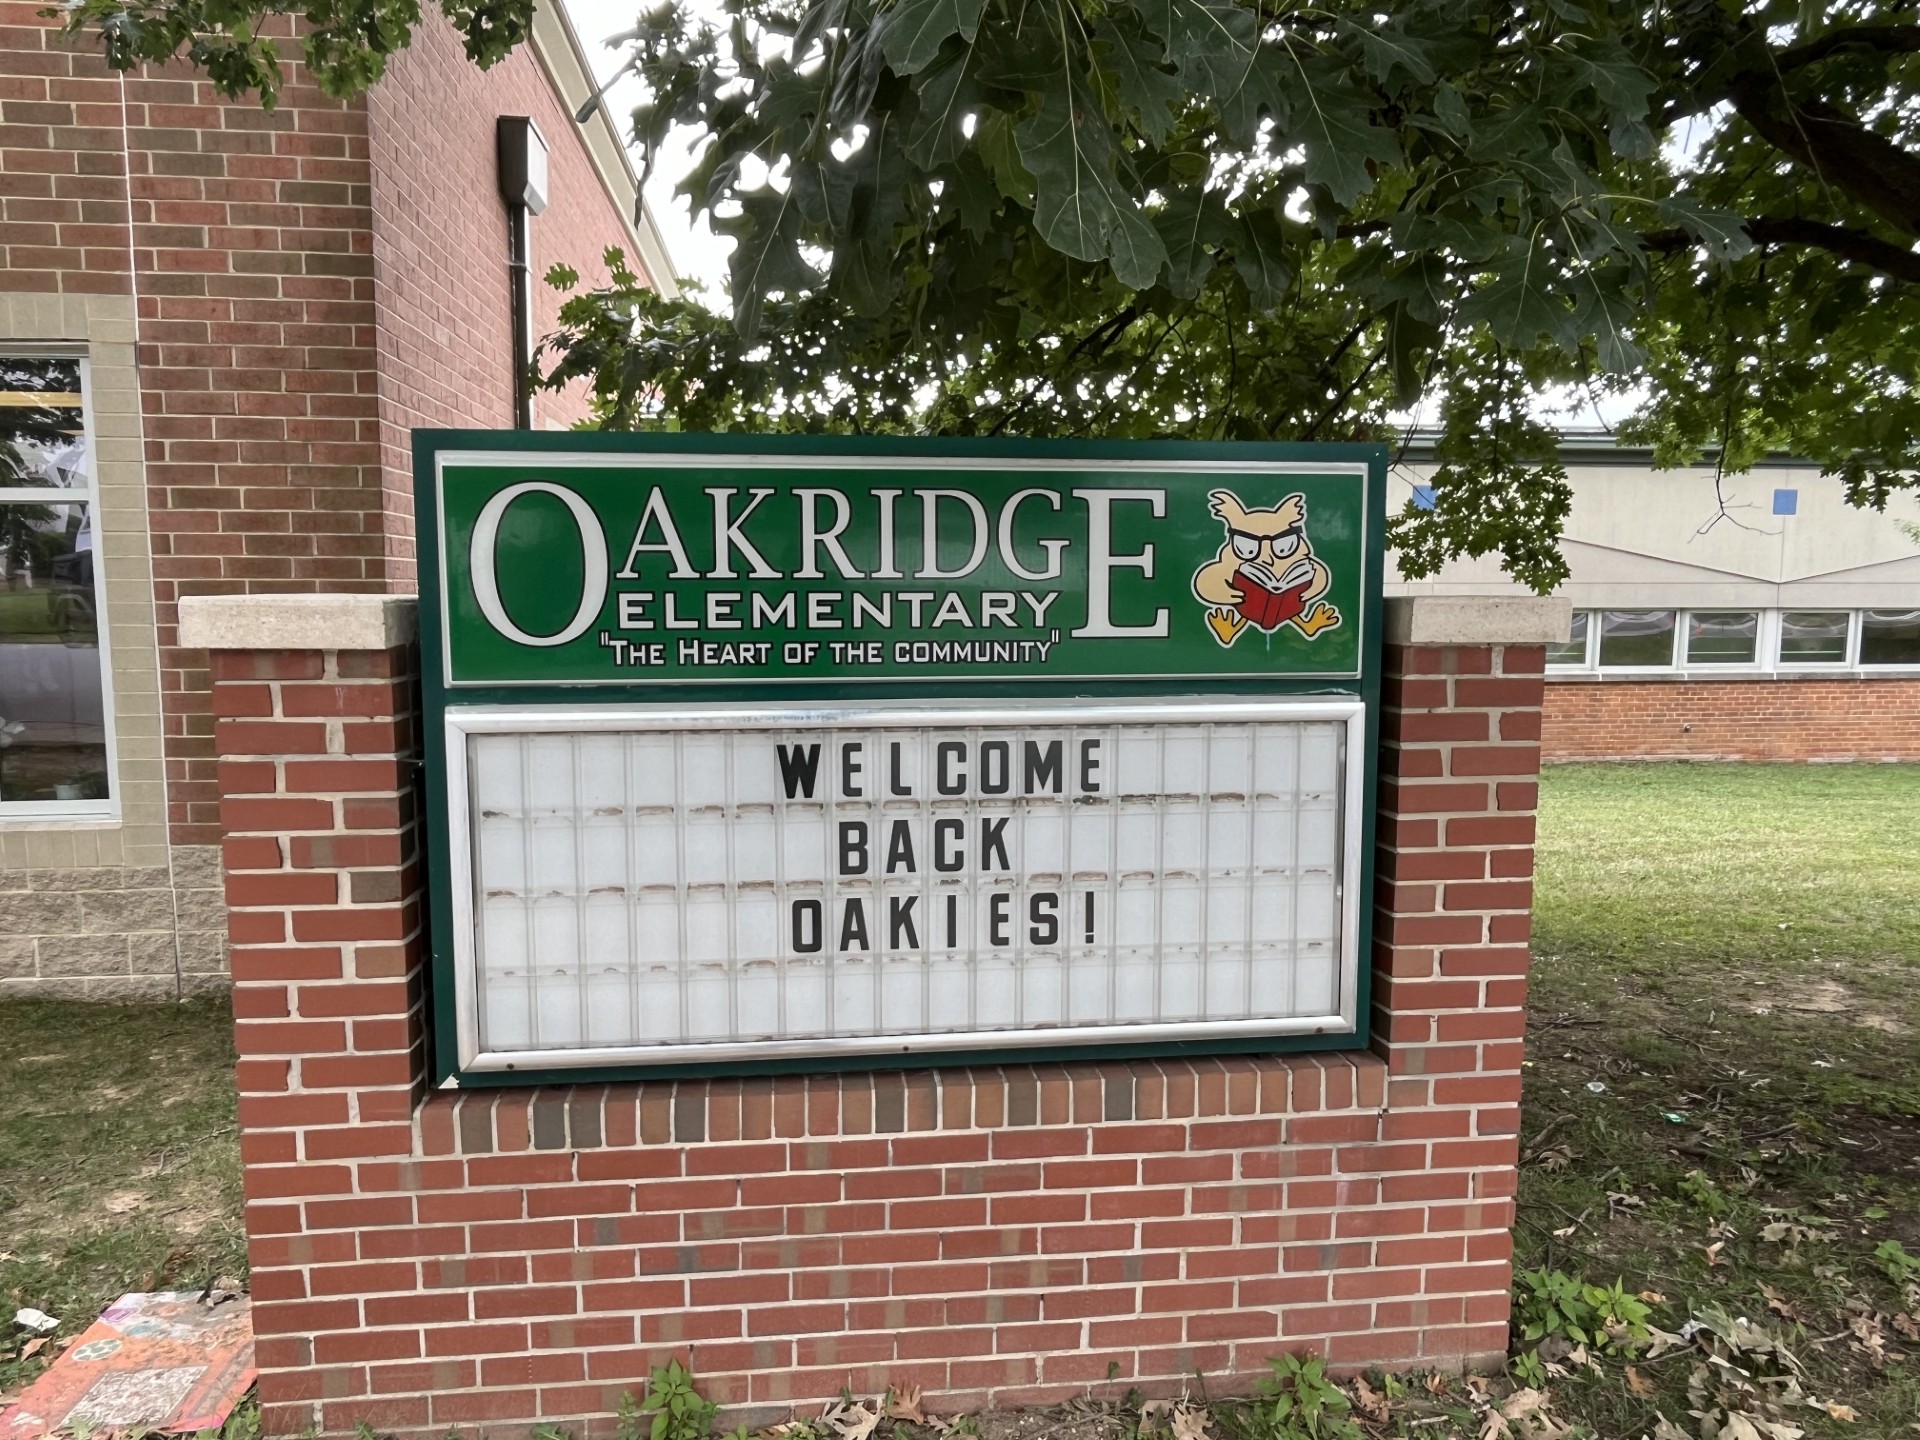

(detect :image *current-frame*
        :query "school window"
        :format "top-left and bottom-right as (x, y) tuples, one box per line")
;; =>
(1778, 611), (1851, 665)
(1596, 610), (1677, 667)
(0, 355), (113, 816)
(1684, 611), (1759, 665)
(1545, 611), (1589, 667)
(1859, 610), (1920, 667)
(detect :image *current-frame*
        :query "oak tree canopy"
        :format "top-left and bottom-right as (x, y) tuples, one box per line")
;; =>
(64, 0), (1920, 588)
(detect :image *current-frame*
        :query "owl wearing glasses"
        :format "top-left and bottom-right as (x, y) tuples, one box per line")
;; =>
(1191, 490), (1342, 648)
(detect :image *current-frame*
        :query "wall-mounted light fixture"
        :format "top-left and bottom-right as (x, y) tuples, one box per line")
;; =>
(495, 117), (550, 431)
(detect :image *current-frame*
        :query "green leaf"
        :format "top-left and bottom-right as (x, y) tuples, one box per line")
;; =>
(976, 110), (1035, 206)
(1154, 189), (1233, 296)
(1459, 239), (1575, 350)
(1017, 71), (1166, 286)
(1386, 299), (1440, 406)
(1553, 38), (1654, 121)
(1655, 196), (1754, 259)
(1433, 80), (1470, 139)
(940, 152), (1002, 239)
(1140, 0), (1270, 139)
(1610, 111), (1655, 160)
(1108, 203), (1172, 290)
(1340, 18), (1437, 88)
(1234, 207), (1292, 311)
(1090, 14), (1184, 147)
(1350, 245), (1454, 323)
(902, 38), (980, 166)
(788, 158), (856, 231)
(716, 188), (816, 336)
(1281, 60), (1400, 204)
(876, 0), (984, 75)
(1017, 80), (1119, 261)
(1569, 263), (1646, 373)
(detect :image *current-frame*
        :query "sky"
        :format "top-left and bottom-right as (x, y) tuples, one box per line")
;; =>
(563, 0), (734, 297)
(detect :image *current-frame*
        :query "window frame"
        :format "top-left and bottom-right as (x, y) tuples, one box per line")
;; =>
(1857, 608), (1920, 668)
(1681, 609), (1764, 670)
(1774, 608), (1858, 669)
(1545, 607), (1920, 678)
(0, 350), (120, 822)
(1593, 608), (1680, 671)
(1544, 610), (1592, 670)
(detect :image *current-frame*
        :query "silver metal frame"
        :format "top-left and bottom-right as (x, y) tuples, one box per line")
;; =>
(445, 696), (1368, 1072)
(0, 351), (121, 823)
(432, 451), (1372, 688)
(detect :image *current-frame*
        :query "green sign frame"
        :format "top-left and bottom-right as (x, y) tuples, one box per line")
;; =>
(415, 432), (1387, 1088)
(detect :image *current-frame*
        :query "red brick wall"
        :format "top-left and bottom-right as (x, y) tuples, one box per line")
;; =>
(210, 627), (1546, 1437)
(2, 14), (389, 844)
(0, 3), (133, 296)
(366, 11), (647, 587)
(3, 14), (653, 850)
(1543, 678), (1920, 762)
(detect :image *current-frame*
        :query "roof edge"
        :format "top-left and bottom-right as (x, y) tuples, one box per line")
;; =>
(530, 0), (680, 299)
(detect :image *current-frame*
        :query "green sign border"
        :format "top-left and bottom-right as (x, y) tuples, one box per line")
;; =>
(414, 431), (1388, 1089)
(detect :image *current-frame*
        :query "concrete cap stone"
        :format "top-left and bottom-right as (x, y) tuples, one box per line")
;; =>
(1384, 595), (1570, 646)
(178, 594), (419, 652)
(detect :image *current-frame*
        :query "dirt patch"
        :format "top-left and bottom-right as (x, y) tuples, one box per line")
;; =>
(1743, 977), (1910, 1035)
(969, 1403), (1140, 1440)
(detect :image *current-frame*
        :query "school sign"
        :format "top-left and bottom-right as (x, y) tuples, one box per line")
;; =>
(415, 435), (1386, 1085)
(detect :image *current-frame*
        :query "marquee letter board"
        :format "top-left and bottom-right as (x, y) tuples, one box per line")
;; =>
(415, 434), (1386, 1085)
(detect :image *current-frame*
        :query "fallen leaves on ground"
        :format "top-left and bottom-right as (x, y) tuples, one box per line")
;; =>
(820, 1398), (882, 1440)
(884, 1387), (925, 1425)
(1350, 1375), (1390, 1424)
(1758, 1284), (1805, 1323)
(1139, 1397), (1211, 1440)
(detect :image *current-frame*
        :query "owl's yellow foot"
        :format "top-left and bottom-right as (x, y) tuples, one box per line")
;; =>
(1206, 606), (1247, 646)
(1294, 601), (1341, 637)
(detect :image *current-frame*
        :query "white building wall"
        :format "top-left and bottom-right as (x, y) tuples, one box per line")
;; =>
(1385, 446), (1920, 610)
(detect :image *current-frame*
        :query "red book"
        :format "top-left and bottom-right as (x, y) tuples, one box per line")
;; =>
(1231, 558), (1314, 629)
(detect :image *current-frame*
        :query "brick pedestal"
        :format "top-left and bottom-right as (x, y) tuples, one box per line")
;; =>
(188, 592), (1563, 1438)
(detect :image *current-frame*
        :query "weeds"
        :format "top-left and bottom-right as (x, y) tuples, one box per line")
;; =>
(1232, 1355), (1360, 1440)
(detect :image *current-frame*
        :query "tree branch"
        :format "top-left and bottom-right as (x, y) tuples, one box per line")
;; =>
(1774, 24), (1920, 73)
(1725, 80), (1920, 237)
(1642, 216), (1920, 283)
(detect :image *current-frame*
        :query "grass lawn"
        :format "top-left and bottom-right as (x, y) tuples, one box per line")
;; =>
(1516, 764), (1920, 1438)
(0, 766), (1915, 1439)
(0, 999), (244, 1397)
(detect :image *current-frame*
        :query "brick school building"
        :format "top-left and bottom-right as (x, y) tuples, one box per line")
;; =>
(0, 1), (671, 998)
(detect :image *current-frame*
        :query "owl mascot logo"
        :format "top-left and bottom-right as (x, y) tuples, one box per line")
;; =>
(1190, 490), (1342, 648)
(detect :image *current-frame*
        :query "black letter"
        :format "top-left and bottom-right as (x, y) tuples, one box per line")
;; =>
(838, 898), (869, 950)
(980, 816), (1010, 870)
(936, 741), (967, 795)
(980, 740), (1010, 794)
(889, 742), (912, 796)
(840, 741), (863, 797)
(885, 819), (918, 874)
(838, 821), (869, 876)
(989, 892), (1011, 947)
(776, 744), (821, 799)
(934, 819), (965, 872)
(1079, 738), (1102, 793)
(1029, 892), (1059, 945)
(888, 895), (920, 949)
(1023, 739), (1062, 794)
(792, 899), (822, 953)
(944, 894), (958, 947)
